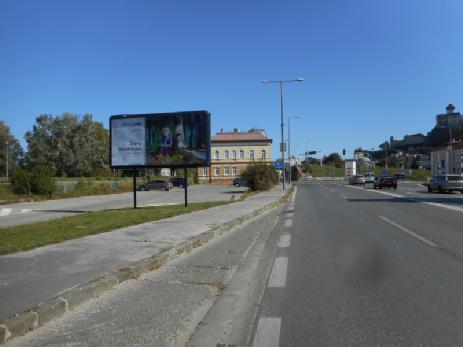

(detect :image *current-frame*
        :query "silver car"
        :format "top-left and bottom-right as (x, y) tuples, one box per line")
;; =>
(349, 175), (366, 185)
(428, 175), (463, 193)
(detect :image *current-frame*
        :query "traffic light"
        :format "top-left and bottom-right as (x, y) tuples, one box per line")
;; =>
(343, 149), (346, 156)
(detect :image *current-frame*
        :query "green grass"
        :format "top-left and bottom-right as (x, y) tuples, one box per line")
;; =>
(307, 165), (345, 177)
(0, 201), (227, 255)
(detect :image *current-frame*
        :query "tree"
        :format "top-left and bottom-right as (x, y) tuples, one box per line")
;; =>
(25, 113), (109, 176)
(0, 121), (24, 176)
(323, 152), (343, 168)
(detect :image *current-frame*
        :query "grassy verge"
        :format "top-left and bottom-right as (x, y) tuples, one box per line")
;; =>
(0, 201), (227, 255)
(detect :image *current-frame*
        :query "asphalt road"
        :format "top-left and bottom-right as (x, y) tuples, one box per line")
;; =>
(0, 184), (245, 227)
(252, 181), (463, 346)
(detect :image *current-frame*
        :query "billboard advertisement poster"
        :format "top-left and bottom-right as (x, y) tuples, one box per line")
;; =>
(110, 111), (211, 168)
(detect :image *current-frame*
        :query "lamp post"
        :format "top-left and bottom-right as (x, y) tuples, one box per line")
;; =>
(5, 141), (8, 179)
(288, 116), (302, 186)
(262, 77), (303, 189)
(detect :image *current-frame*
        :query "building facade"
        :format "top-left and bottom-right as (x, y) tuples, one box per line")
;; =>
(431, 148), (463, 176)
(197, 128), (273, 184)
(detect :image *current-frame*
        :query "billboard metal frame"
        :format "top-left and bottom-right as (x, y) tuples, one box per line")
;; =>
(109, 111), (211, 170)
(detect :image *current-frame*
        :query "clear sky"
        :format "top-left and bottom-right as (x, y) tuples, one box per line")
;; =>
(1, 0), (463, 160)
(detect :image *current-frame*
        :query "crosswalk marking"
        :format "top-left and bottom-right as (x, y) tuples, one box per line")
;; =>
(0, 208), (12, 216)
(252, 317), (281, 347)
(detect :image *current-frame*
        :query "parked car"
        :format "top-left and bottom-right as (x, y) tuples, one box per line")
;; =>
(138, 179), (172, 191)
(373, 176), (398, 189)
(232, 177), (248, 187)
(363, 172), (375, 184)
(427, 175), (463, 193)
(170, 177), (188, 187)
(348, 175), (366, 185)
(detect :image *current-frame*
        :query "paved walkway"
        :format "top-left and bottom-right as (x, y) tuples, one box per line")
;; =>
(0, 186), (286, 320)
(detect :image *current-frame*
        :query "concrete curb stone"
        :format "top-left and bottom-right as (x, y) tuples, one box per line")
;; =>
(0, 186), (293, 344)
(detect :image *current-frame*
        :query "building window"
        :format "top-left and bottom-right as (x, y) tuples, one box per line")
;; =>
(250, 150), (255, 159)
(261, 149), (266, 159)
(215, 150), (220, 160)
(224, 166), (229, 176)
(224, 150), (229, 159)
(239, 150), (244, 159)
(232, 166), (237, 175)
(214, 166), (220, 176)
(202, 167), (208, 176)
(232, 150), (237, 160)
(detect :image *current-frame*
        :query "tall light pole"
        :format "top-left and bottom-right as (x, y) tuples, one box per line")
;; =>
(288, 116), (302, 186)
(262, 77), (303, 189)
(449, 126), (453, 174)
(5, 141), (8, 179)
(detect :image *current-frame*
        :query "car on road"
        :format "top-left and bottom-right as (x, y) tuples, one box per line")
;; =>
(373, 176), (398, 189)
(232, 177), (248, 187)
(363, 172), (375, 183)
(138, 180), (173, 191)
(348, 175), (366, 185)
(394, 172), (409, 180)
(170, 177), (188, 188)
(427, 175), (463, 193)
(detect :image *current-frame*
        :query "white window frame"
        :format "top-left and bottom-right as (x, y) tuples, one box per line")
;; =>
(232, 166), (237, 175)
(224, 150), (229, 159)
(224, 166), (230, 176)
(214, 166), (220, 176)
(202, 167), (208, 176)
(250, 150), (255, 159)
(214, 150), (220, 160)
(232, 150), (237, 160)
(261, 149), (266, 159)
(239, 150), (244, 159)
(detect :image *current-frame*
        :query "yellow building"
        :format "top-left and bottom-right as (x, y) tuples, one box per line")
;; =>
(197, 128), (273, 184)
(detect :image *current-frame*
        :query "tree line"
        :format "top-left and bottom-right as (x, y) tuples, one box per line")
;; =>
(1, 113), (109, 178)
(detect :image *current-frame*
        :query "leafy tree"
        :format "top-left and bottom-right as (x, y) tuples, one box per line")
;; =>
(0, 121), (24, 176)
(25, 114), (109, 177)
(323, 152), (343, 168)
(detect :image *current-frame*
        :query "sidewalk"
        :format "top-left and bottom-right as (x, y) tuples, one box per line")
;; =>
(0, 186), (288, 335)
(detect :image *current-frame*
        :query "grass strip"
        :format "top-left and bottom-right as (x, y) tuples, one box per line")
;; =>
(0, 201), (227, 255)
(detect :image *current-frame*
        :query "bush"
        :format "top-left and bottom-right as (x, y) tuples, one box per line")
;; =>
(241, 163), (278, 191)
(31, 165), (55, 196)
(11, 167), (32, 195)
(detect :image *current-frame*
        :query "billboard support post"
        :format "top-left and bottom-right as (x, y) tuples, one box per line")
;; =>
(132, 169), (137, 209)
(184, 168), (188, 207)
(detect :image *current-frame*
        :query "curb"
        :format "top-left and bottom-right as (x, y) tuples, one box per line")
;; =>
(0, 186), (293, 344)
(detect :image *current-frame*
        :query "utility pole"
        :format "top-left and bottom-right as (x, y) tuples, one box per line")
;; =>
(5, 141), (8, 179)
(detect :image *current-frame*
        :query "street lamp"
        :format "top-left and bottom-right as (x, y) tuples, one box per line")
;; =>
(5, 141), (8, 179)
(262, 77), (304, 189)
(288, 116), (302, 186)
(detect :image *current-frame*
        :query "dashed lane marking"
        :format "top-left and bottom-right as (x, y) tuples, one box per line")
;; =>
(268, 257), (288, 288)
(283, 219), (293, 228)
(252, 317), (281, 347)
(378, 215), (439, 248)
(0, 208), (12, 216)
(278, 234), (291, 248)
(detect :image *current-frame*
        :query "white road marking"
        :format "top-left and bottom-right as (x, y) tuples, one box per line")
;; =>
(252, 317), (281, 347)
(405, 192), (426, 197)
(286, 212), (294, 218)
(278, 234), (291, 248)
(20, 209), (31, 213)
(268, 257), (288, 287)
(0, 208), (12, 216)
(378, 215), (438, 248)
(340, 194), (347, 199)
(283, 218), (293, 228)
(422, 201), (463, 213)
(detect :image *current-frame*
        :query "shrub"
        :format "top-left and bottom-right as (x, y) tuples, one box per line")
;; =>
(241, 163), (278, 191)
(11, 167), (32, 195)
(31, 165), (55, 196)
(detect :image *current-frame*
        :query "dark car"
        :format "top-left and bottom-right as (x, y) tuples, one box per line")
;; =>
(232, 177), (248, 187)
(170, 177), (188, 187)
(373, 176), (398, 189)
(138, 180), (172, 191)
(394, 172), (408, 180)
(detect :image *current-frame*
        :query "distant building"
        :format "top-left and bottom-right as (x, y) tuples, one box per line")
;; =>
(431, 148), (463, 175)
(197, 128), (273, 184)
(436, 104), (462, 127)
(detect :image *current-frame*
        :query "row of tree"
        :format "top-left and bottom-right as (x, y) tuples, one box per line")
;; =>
(1, 114), (109, 177)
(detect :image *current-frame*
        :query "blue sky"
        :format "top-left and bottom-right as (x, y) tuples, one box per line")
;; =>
(1, 0), (463, 160)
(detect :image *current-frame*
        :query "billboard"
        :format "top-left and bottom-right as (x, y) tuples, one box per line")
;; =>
(110, 111), (211, 168)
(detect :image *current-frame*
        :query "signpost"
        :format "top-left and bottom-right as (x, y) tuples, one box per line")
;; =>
(110, 111), (211, 208)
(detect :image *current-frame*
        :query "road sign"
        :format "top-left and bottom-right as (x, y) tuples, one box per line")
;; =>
(274, 162), (284, 170)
